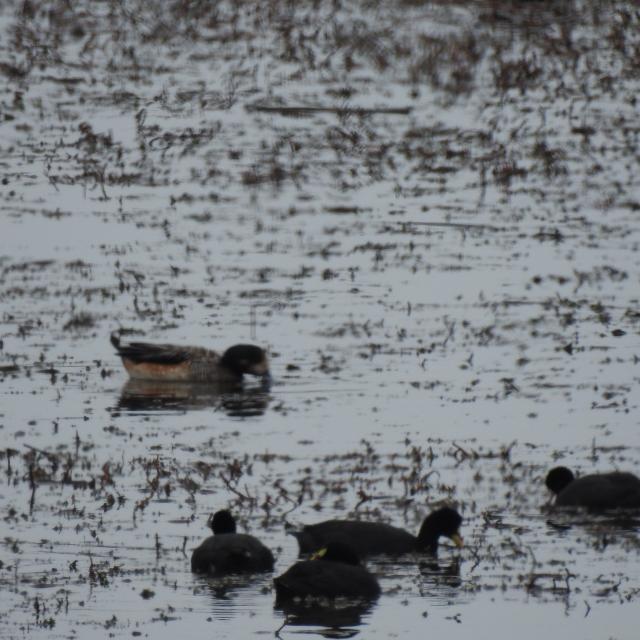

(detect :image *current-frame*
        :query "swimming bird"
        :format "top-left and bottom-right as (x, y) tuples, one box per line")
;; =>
(290, 506), (463, 556)
(274, 542), (380, 601)
(545, 466), (640, 509)
(111, 332), (269, 383)
(190, 510), (275, 575)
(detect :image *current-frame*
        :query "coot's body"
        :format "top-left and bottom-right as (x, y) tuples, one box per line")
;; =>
(291, 507), (463, 556)
(274, 543), (380, 601)
(546, 467), (640, 509)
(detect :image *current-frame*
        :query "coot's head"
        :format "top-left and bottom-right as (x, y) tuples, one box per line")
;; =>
(545, 467), (575, 495)
(208, 509), (237, 534)
(417, 507), (463, 550)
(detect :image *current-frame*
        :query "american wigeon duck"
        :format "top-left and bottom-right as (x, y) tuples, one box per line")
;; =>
(111, 332), (269, 383)
(545, 466), (640, 509)
(290, 506), (463, 556)
(274, 542), (380, 601)
(190, 510), (275, 575)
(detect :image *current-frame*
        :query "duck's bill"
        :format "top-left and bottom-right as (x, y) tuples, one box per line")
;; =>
(450, 533), (464, 548)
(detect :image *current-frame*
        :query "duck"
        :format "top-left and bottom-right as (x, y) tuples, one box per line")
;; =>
(190, 510), (275, 575)
(111, 332), (269, 383)
(274, 542), (380, 601)
(290, 506), (463, 556)
(545, 466), (640, 509)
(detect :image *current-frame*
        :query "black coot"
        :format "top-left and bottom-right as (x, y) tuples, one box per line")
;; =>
(191, 510), (274, 574)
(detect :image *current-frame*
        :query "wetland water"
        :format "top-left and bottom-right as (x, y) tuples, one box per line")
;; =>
(1, 1), (640, 638)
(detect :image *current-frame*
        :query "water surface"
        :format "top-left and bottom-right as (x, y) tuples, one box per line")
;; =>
(1, 1), (639, 638)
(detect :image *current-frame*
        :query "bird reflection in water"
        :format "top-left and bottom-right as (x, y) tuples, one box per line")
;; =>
(200, 573), (257, 600)
(112, 377), (271, 417)
(275, 599), (376, 639)
(193, 573), (273, 622)
(417, 556), (462, 600)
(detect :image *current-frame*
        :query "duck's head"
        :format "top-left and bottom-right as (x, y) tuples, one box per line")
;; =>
(221, 344), (270, 379)
(418, 507), (463, 550)
(311, 542), (362, 566)
(545, 466), (575, 495)
(208, 509), (237, 534)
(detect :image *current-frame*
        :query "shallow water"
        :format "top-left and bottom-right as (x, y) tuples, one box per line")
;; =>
(1, 0), (640, 638)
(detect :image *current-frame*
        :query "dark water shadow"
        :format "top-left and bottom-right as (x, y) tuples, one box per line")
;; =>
(110, 378), (271, 416)
(275, 598), (376, 638)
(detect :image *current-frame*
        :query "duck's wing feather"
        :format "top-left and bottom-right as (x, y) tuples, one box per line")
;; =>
(112, 336), (192, 365)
